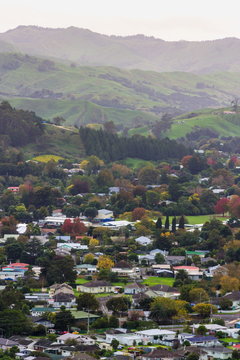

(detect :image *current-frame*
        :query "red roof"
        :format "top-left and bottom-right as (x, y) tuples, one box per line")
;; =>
(173, 266), (199, 270)
(8, 263), (29, 267)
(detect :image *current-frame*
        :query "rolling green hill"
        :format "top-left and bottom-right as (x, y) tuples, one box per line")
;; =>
(1, 53), (240, 130)
(165, 109), (240, 139)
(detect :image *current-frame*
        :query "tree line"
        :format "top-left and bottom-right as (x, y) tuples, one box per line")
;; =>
(79, 127), (191, 162)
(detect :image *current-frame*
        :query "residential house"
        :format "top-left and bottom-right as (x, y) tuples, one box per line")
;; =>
(76, 280), (116, 294)
(50, 292), (76, 308)
(187, 335), (220, 347)
(31, 307), (58, 317)
(200, 346), (232, 360)
(145, 284), (180, 299)
(222, 291), (240, 310)
(0, 338), (19, 350)
(124, 282), (146, 295)
(56, 333), (95, 345)
(112, 260), (140, 278)
(140, 348), (184, 360)
(75, 264), (97, 274)
(173, 266), (203, 280)
(136, 329), (176, 345)
(165, 256), (185, 266)
(135, 236), (152, 246)
(95, 209), (114, 221)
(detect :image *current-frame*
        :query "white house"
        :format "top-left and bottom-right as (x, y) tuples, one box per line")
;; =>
(136, 329), (176, 345)
(135, 236), (152, 246)
(76, 280), (117, 294)
(96, 209), (114, 220)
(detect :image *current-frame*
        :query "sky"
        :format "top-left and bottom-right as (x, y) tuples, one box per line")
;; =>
(1, 0), (240, 41)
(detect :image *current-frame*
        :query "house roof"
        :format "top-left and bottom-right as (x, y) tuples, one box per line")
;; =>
(149, 284), (178, 293)
(223, 291), (240, 301)
(188, 336), (217, 342)
(114, 260), (132, 269)
(141, 348), (184, 359)
(81, 280), (112, 288)
(125, 282), (145, 290)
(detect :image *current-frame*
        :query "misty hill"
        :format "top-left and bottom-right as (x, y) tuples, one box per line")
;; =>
(1, 26), (240, 73)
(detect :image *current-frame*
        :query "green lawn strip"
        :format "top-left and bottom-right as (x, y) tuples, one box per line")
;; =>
(142, 277), (175, 287)
(221, 338), (240, 343)
(75, 278), (89, 284)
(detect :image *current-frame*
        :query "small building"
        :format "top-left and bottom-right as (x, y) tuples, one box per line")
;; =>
(112, 260), (139, 278)
(76, 280), (116, 294)
(135, 236), (152, 246)
(136, 329), (176, 345)
(124, 282), (146, 295)
(187, 335), (220, 347)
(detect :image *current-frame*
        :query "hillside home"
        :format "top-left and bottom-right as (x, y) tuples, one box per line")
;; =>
(124, 282), (146, 295)
(141, 348), (185, 360)
(76, 280), (116, 293)
(136, 329), (176, 345)
(112, 260), (140, 278)
(95, 209), (114, 221)
(146, 284), (180, 299)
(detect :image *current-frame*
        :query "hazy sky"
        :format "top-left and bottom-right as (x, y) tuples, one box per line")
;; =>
(1, 0), (240, 41)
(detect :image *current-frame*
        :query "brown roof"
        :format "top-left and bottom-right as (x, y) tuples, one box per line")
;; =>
(114, 260), (132, 269)
(82, 280), (112, 288)
(149, 284), (178, 293)
(142, 348), (184, 359)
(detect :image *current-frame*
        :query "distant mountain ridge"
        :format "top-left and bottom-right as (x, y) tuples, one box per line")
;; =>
(1, 26), (240, 73)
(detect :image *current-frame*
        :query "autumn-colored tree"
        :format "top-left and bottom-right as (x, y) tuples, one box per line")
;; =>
(80, 156), (104, 175)
(61, 219), (72, 234)
(211, 169), (234, 187)
(189, 288), (209, 303)
(220, 275), (240, 295)
(97, 255), (114, 270)
(192, 303), (217, 318)
(89, 238), (99, 249)
(214, 198), (230, 216)
(132, 207), (146, 221)
(181, 155), (193, 168)
(111, 163), (132, 178)
(72, 218), (87, 235)
(83, 253), (95, 264)
(228, 195), (240, 218)
(61, 218), (87, 235)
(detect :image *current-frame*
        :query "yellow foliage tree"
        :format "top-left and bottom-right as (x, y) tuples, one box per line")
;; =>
(83, 253), (95, 264)
(220, 275), (240, 295)
(89, 238), (99, 249)
(97, 255), (114, 270)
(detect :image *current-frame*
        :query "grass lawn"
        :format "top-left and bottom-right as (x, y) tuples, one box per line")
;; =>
(142, 277), (175, 287)
(221, 338), (240, 343)
(121, 157), (154, 170)
(75, 278), (89, 284)
(161, 215), (227, 225)
(32, 154), (65, 163)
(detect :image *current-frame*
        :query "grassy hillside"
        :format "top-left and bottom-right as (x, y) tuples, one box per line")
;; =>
(165, 109), (240, 139)
(1, 53), (240, 135)
(2, 26), (240, 73)
(21, 124), (85, 161)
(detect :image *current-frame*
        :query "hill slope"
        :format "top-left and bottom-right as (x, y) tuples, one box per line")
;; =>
(1, 53), (240, 128)
(1, 26), (240, 73)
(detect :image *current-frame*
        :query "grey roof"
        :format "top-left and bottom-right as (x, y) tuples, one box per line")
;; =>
(81, 280), (112, 288)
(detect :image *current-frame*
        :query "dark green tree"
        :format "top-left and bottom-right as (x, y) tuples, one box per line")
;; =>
(164, 215), (170, 230)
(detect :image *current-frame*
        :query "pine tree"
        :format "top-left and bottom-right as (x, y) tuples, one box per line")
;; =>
(156, 217), (162, 229)
(165, 215), (170, 230)
(179, 215), (185, 229)
(172, 216), (176, 232)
